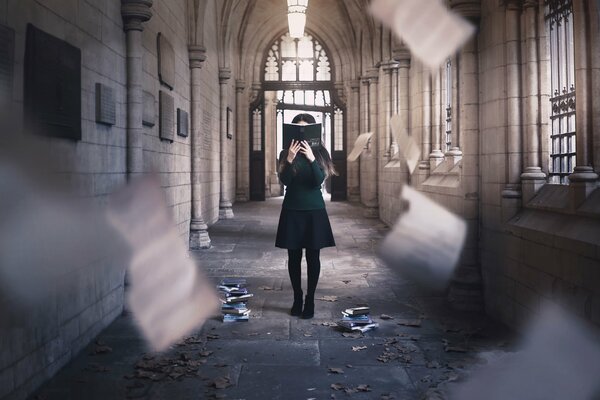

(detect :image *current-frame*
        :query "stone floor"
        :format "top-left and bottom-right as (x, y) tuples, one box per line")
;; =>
(31, 198), (514, 400)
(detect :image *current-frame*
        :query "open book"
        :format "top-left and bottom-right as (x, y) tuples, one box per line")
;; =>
(283, 123), (322, 149)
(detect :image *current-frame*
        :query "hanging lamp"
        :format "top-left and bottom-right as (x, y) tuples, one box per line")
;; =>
(287, 0), (308, 38)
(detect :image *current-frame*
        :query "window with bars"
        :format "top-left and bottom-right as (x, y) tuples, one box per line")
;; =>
(276, 89), (331, 107)
(445, 59), (452, 153)
(265, 33), (331, 82)
(334, 108), (344, 151)
(546, 0), (576, 184)
(252, 108), (262, 151)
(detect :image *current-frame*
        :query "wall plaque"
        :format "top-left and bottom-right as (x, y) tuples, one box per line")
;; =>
(95, 83), (115, 125)
(24, 24), (81, 140)
(157, 33), (175, 90)
(142, 91), (155, 127)
(0, 24), (15, 104)
(177, 108), (188, 137)
(159, 90), (174, 142)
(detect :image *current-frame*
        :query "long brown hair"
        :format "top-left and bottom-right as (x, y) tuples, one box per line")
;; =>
(278, 113), (338, 178)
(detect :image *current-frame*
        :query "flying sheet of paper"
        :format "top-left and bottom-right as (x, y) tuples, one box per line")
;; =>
(390, 115), (420, 174)
(370, 0), (475, 69)
(347, 132), (374, 162)
(107, 176), (219, 351)
(378, 185), (466, 290)
(450, 303), (600, 400)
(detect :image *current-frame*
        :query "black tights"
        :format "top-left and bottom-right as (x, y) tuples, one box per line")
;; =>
(287, 248), (321, 300)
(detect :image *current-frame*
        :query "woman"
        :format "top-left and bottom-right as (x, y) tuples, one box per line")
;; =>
(275, 113), (337, 319)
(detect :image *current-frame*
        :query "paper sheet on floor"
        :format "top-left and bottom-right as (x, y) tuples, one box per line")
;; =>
(450, 303), (600, 400)
(347, 132), (374, 162)
(378, 185), (466, 289)
(370, 0), (475, 69)
(107, 176), (219, 351)
(390, 115), (420, 174)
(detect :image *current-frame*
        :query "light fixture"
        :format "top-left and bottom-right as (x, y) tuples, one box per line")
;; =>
(287, 0), (308, 38)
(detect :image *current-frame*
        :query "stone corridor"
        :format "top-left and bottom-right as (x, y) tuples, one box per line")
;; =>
(31, 199), (513, 400)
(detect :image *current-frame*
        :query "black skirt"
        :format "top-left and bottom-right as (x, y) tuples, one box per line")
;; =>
(275, 208), (336, 250)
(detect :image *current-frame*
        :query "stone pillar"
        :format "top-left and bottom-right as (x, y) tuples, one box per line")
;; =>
(188, 45), (211, 249)
(235, 79), (247, 201)
(348, 79), (361, 201)
(502, 0), (524, 215)
(121, 0), (152, 179)
(569, 0), (598, 196)
(360, 69), (379, 218)
(396, 54), (411, 162)
(520, 0), (546, 203)
(381, 61), (398, 159)
(430, 69), (444, 168)
(419, 67), (432, 174)
(219, 67), (234, 219)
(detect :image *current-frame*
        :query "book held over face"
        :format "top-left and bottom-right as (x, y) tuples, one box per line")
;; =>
(283, 123), (322, 149)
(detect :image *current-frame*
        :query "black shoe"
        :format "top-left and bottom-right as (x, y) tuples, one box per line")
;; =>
(291, 292), (303, 316)
(301, 297), (314, 319)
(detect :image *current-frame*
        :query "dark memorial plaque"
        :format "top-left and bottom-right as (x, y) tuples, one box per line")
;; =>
(25, 24), (81, 140)
(142, 91), (155, 127)
(177, 108), (188, 137)
(0, 24), (15, 104)
(157, 33), (175, 90)
(95, 83), (116, 125)
(159, 90), (174, 142)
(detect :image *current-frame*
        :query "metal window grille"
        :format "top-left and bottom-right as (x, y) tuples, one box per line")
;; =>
(546, 0), (576, 184)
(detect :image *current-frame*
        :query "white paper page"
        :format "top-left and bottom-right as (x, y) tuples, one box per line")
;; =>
(378, 185), (467, 289)
(370, 0), (475, 69)
(347, 132), (374, 162)
(107, 176), (219, 351)
(390, 114), (421, 174)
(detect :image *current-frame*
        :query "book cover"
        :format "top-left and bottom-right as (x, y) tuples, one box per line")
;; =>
(223, 314), (250, 322)
(343, 307), (370, 316)
(283, 123), (322, 149)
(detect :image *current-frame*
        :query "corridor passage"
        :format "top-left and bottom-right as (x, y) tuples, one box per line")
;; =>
(32, 199), (512, 400)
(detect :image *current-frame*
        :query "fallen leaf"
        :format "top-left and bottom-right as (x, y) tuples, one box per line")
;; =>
(381, 394), (395, 400)
(352, 346), (368, 352)
(321, 322), (338, 327)
(211, 376), (233, 389)
(426, 361), (442, 369)
(346, 364), (353, 368)
(206, 334), (220, 340)
(331, 383), (344, 391)
(317, 295), (338, 302)
(92, 341), (113, 354)
(342, 332), (363, 339)
(380, 314), (394, 320)
(396, 319), (422, 327)
(356, 384), (371, 392)
(328, 367), (344, 374)
(199, 351), (214, 357)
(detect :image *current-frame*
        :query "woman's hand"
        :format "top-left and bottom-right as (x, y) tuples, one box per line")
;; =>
(300, 141), (316, 163)
(287, 140), (301, 163)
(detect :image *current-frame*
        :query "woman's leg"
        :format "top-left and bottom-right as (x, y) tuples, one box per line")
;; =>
(287, 249), (303, 316)
(302, 248), (321, 319)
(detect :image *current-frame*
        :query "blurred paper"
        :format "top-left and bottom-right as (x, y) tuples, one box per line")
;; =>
(107, 176), (219, 351)
(370, 0), (475, 69)
(347, 132), (373, 162)
(390, 115), (420, 174)
(451, 303), (600, 400)
(378, 186), (466, 289)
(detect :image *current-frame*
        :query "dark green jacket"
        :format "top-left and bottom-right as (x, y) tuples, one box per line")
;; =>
(279, 152), (326, 210)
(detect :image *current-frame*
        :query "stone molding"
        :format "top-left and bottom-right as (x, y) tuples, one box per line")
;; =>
(188, 45), (207, 69)
(219, 67), (232, 83)
(235, 79), (246, 93)
(121, 0), (153, 31)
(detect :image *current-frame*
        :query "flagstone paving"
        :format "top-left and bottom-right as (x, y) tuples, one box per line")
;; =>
(31, 198), (514, 400)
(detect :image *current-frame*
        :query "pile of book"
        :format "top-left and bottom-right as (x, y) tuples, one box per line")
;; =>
(217, 278), (253, 322)
(336, 306), (379, 333)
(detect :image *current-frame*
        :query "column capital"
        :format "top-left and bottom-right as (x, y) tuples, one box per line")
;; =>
(235, 79), (246, 93)
(121, 0), (153, 32)
(366, 67), (379, 83)
(188, 45), (207, 69)
(449, 0), (481, 24)
(381, 60), (400, 72)
(219, 67), (232, 83)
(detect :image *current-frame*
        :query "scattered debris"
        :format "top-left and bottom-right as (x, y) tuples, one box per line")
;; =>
(341, 332), (363, 339)
(380, 314), (394, 320)
(257, 285), (281, 291)
(199, 351), (214, 357)
(210, 376), (233, 389)
(426, 361), (442, 369)
(331, 383), (345, 391)
(397, 333), (420, 341)
(380, 393), (395, 400)
(317, 295), (339, 302)
(346, 364), (353, 368)
(320, 322), (338, 327)
(356, 384), (371, 392)
(92, 340), (113, 354)
(396, 319), (422, 327)
(328, 367), (344, 374)
(352, 346), (368, 352)
(206, 334), (220, 340)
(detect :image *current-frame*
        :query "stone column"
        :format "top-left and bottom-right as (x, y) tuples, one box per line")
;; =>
(419, 67), (432, 174)
(360, 69), (379, 218)
(235, 79), (247, 201)
(188, 45), (211, 249)
(502, 0), (524, 204)
(219, 67), (234, 219)
(381, 61), (398, 159)
(348, 79), (361, 201)
(520, 0), (546, 203)
(121, 0), (152, 179)
(396, 54), (411, 161)
(569, 0), (599, 198)
(430, 69), (444, 168)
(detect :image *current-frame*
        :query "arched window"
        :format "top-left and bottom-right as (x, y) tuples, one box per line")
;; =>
(264, 33), (331, 82)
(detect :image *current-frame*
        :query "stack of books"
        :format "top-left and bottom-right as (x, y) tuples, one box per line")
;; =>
(336, 306), (379, 333)
(217, 278), (253, 322)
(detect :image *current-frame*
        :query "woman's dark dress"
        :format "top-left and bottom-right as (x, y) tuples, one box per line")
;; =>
(275, 153), (336, 250)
